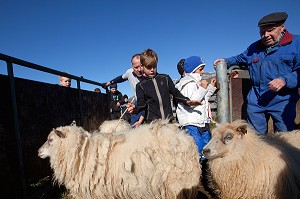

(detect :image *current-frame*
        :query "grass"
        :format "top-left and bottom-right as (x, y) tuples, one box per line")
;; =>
(28, 176), (69, 199)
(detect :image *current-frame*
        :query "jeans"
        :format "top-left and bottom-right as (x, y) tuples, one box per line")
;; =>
(184, 125), (211, 160)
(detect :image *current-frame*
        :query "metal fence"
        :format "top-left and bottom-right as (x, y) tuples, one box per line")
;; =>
(0, 53), (105, 198)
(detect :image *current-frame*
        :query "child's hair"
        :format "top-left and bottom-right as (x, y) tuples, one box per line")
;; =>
(140, 49), (158, 68)
(177, 59), (185, 77)
(59, 72), (70, 80)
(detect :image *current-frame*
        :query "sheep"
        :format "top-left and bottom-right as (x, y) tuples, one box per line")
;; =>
(202, 120), (300, 199)
(38, 120), (201, 199)
(98, 119), (131, 134)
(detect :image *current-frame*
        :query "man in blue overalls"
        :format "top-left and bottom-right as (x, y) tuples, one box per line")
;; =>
(214, 12), (300, 134)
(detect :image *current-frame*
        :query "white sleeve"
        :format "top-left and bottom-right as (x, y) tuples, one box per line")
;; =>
(121, 68), (133, 80)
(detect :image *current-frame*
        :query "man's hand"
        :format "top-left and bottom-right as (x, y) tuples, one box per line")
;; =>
(126, 103), (135, 114)
(269, 78), (285, 92)
(213, 59), (225, 69)
(100, 83), (107, 89)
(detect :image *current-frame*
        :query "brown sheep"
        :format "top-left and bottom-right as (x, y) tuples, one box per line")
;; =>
(202, 120), (300, 199)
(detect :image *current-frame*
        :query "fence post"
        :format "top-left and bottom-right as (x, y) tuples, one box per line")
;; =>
(216, 61), (229, 123)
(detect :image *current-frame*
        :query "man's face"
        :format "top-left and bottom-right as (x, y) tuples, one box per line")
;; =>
(260, 23), (284, 47)
(132, 56), (143, 77)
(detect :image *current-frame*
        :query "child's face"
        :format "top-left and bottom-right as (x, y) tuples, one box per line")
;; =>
(193, 66), (205, 75)
(143, 65), (157, 78)
(60, 77), (71, 87)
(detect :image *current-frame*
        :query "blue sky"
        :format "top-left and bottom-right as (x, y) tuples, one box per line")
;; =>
(1, 0), (300, 97)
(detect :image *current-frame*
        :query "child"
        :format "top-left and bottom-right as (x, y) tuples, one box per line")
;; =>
(175, 56), (217, 161)
(120, 94), (131, 123)
(127, 49), (200, 123)
(59, 74), (71, 87)
(108, 83), (123, 120)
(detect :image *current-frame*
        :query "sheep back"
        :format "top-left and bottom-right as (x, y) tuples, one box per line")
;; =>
(40, 120), (201, 199)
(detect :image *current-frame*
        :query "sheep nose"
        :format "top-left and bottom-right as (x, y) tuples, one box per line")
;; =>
(202, 148), (210, 155)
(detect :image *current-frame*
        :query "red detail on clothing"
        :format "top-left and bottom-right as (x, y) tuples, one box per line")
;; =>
(252, 58), (260, 63)
(279, 30), (294, 46)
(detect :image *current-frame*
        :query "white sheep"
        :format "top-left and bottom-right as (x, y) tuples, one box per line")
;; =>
(202, 120), (300, 199)
(98, 119), (131, 134)
(38, 120), (201, 199)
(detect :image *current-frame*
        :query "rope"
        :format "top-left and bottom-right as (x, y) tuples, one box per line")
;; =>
(113, 98), (135, 131)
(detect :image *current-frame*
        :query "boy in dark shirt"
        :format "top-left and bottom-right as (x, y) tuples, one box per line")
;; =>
(127, 49), (200, 123)
(109, 83), (123, 120)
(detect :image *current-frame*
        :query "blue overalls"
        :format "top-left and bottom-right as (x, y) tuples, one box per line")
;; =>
(226, 30), (300, 134)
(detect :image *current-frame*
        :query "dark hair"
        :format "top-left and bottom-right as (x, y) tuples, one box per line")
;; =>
(177, 59), (185, 77)
(110, 83), (117, 89)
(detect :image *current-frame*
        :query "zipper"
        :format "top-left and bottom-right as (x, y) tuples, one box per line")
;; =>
(152, 78), (165, 120)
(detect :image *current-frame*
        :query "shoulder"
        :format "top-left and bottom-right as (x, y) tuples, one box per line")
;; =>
(249, 39), (262, 49)
(122, 68), (134, 77)
(158, 73), (170, 78)
(156, 73), (172, 81)
(291, 34), (300, 42)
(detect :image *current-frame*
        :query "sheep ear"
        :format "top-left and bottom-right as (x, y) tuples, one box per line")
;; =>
(53, 128), (66, 138)
(236, 125), (247, 135)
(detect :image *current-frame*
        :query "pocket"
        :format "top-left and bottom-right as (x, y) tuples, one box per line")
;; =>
(278, 55), (294, 74)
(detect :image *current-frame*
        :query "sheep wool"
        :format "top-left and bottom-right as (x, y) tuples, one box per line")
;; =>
(203, 120), (300, 199)
(98, 119), (131, 134)
(38, 120), (201, 199)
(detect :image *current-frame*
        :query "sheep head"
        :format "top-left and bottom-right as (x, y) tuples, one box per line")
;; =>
(38, 128), (67, 159)
(202, 120), (248, 160)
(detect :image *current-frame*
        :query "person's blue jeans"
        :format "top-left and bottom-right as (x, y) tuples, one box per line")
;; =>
(130, 110), (145, 126)
(184, 125), (211, 160)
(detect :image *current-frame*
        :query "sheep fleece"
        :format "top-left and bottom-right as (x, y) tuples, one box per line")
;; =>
(39, 121), (201, 199)
(205, 120), (300, 199)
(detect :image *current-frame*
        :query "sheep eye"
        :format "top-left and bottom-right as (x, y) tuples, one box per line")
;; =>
(223, 133), (233, 144)
(225, 133), (233, 140)
(48, 138), (53, 143)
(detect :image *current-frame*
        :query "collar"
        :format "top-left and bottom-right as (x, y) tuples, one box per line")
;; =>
(256, 30), (294, 49)
(132, 71), (145, 81)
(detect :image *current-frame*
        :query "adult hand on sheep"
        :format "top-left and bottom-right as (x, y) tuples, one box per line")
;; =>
(126, 103), (135, 114)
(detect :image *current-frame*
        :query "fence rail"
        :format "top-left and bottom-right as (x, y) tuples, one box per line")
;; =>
(0, 53), (105, 198)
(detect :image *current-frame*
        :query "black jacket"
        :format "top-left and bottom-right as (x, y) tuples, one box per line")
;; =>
(108, 90), (123, 112)
(135, 73), (189, 123)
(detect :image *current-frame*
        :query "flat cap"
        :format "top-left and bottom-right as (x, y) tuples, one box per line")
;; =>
(258, 12), (288, 27)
